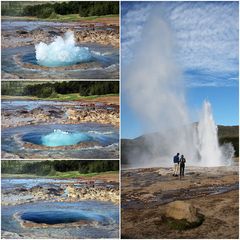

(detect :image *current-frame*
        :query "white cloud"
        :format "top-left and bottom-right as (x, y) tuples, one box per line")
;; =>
(121, 2), (239, 87)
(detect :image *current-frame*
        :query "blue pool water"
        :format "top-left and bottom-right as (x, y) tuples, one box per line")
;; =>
(21, 210), (108, 225)
(22, 127), (117, 147)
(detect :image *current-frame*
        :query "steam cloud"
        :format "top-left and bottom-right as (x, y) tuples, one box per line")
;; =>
(124, 11), (234, 167)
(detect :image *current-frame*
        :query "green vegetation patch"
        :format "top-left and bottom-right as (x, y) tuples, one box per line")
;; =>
(2, 1), (119, 18)
(163, 214), (205, 230)
(1, 171), (119, 179)
(48, 170), (118, 178)
(2, 160), (119, 177)
(2, 81), (119, 99)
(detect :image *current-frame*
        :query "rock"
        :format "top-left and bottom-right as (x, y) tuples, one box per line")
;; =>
(16, 30), (28, 34)
(1, 230), (23, 239)
(165, 201), (199, 223)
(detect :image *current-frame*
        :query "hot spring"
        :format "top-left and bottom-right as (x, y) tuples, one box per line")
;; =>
(2, 201), (119, 238)
(20, 210), (109, 225)
(2, 123), (119, 159)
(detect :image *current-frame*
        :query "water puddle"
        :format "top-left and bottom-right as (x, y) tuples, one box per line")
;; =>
(122, 182), (239, 209)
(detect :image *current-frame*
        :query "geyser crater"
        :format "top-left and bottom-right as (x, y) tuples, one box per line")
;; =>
(20, 210), (108, 226)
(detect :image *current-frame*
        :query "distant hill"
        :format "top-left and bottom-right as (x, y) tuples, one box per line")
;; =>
(121, 125), (239, 165)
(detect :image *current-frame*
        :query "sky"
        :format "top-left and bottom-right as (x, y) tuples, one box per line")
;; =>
(121, 1), (239, 139)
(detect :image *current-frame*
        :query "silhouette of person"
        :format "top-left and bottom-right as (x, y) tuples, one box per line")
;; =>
(173, 153), (180, 176)
(179, 154), (186, 178)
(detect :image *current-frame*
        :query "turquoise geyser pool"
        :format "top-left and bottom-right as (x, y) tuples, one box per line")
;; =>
(1, 123), (119, 159)
(2, 201), (119, 239)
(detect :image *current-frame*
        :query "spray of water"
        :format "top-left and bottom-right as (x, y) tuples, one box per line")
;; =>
(35, 31), (92, 67)
(41, 129), (92, 147)
(125, 11), (233, 167)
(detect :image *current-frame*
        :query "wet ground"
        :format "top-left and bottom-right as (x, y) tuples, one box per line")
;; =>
(1, 99), (119, 129)
(121, 165), (239, 239)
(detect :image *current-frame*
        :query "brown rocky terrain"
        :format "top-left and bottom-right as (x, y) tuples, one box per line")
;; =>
(1, 101), (119, 129)
(121, 165), (239, 239)
(2, 22), (119, 49)
(2, 178), (119, 206)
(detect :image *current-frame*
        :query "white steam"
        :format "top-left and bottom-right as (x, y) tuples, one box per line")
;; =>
(35, 31), (92, 67)
(125, 11), (233, 167)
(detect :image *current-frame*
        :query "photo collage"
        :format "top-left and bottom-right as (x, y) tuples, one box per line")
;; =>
(1, 1), (239, 239)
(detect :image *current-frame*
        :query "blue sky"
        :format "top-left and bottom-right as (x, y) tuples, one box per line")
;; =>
(121, 1), (239, 139)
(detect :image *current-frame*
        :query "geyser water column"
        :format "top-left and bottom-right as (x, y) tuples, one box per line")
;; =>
(124, 11), (194, 165)
(193, 101), (224, 166)
(35, 31), (92, 67)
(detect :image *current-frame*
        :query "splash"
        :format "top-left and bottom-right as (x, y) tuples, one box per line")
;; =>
(41, 129), (92, 147)
(35, 31), (92, 67)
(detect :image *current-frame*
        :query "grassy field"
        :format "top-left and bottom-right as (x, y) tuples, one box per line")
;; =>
(2, 14), (119, 23)
(1, 171), (119, 179)
(2, 93), (119, 101)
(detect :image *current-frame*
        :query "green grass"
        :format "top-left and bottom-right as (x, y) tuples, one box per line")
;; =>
(1, 173), (40, 178)
(2, 14), (119, 22)
(2, 93), (119, 101)
(1, 171), (119, 179)
(164, 215), (205, 230)
(48, 170), (118, 178)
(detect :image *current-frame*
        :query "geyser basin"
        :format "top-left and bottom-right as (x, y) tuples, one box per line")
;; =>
(21, 210), (108, 225)
(2, 201), (119, 238)
(2, 43), (119, 79)
(2, 123), (119, 159)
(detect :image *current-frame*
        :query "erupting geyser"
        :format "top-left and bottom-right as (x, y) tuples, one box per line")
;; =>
(193, 101), (224, 166)
(35, 31), (92, 67)
(125, 10), (233, 167)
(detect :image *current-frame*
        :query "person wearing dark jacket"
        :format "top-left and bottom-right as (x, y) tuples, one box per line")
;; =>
(173, 153), (180, 176)
(179, 154), (186, 178)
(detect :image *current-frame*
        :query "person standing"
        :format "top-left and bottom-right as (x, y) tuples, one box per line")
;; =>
(173, 153), (180, 176)
(179, 154), (186, 178)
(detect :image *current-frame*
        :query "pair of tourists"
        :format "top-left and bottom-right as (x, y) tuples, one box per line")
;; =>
(173, 153), (186, 177)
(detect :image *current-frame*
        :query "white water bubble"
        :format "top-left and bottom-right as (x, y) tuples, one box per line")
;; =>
(35, 31), (92, 67)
